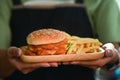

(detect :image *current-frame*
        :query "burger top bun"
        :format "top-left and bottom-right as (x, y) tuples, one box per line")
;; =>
(27, 28), (66, 45)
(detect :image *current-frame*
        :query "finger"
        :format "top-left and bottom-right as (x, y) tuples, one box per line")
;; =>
(62, 62), (71, 65)
(83, 65), (99, 70)
(49, 62), (58, 67)
(7, 47), (22, 58)
(9, 56), (52, 71)
(69, 61), (99, 70)
(69, 61), (81, 65)
(20, 67), (36, 74)
(58, 62), (62, 65)
(19, 63), (51, 74)
(69, 58), (111, 67)
(102, 43), (115, 57)
(17, 62), (51, 69)
(104, 49), (113, 57)
(102, 46), (106, 50)
(103, 43), (114, 49)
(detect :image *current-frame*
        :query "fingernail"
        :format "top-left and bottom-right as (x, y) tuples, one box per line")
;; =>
(58, 62), (62, 65)
(70, 61), (79, 65)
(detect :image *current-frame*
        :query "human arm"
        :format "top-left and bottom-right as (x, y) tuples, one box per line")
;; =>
(83, 0), (120, 68)
(0, 49), (16, 78)
(62, 0), (120, 69)
(0, 0), (59, 78)
(0, 47), (59, 78)
(62, 43), (120, 69)
(0, 0), (14, 78)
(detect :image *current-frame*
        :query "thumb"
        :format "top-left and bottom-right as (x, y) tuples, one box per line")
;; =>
(104, 49), (113, 57)
(7, 47), (22, 58)
(102, 43), (114, 57)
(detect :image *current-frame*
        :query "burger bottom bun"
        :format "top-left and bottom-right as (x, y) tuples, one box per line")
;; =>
(20, 46), (105, 63)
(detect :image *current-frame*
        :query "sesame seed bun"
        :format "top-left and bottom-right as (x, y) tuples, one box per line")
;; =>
(27, 29), (66, 45)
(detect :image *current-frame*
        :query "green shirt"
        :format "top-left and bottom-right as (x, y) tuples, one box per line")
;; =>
(84, 0), (120, 43)
(0, 0), (120, 50)
(0, 0), (12, 50)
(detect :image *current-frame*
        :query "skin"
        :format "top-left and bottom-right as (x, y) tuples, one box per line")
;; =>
(63, 43), (119, 69)
(0, 47), (58, 78)
(0, 43), (119, 78)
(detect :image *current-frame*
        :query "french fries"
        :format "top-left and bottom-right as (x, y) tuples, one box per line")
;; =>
(67, 36), (102, 54)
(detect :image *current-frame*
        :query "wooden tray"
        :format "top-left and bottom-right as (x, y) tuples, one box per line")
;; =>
(20, 48), (105, 63)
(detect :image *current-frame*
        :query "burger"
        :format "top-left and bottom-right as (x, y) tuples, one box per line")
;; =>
(22, 28), (69, 56)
